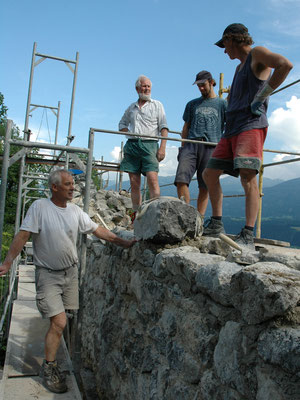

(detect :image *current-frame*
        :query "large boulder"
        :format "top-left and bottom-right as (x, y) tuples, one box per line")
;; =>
(133, 197), (203, 243)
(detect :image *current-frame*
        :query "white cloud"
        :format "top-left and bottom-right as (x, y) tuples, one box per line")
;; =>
(264, 96), (300, 179)
(110, 146), (122, 162)
(263, 155), (300, 180)
(159, 145), (180, 176)
(268, 96), (300, 150)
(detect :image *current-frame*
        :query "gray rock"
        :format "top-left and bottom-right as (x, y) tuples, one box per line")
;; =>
(95, 199), (109, 211)
(230, 262), (300, 324)
(256, 361), (300, 400)
(153, 246), (224, 283)
(195, 261), (242, 306)
(134, 197), (202, 243)
(258, 327), (300, 375)
(159, 310), (177, 337)
(214, 321), (256, 398)
(259, 245), (300, 271)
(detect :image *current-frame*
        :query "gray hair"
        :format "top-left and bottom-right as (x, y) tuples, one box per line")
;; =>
(48, 169), (73, 190)
(135, 75), (152, 89)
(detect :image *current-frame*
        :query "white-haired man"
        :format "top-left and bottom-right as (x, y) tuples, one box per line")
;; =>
(0, 169), (136, 394)
(119, 75), (168, 222)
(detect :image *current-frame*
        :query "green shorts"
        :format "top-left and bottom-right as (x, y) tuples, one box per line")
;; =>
(120, 139), (159, 175)
(35, 265), (79, 318)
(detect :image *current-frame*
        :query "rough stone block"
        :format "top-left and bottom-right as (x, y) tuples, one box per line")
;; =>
(258, 327), (300, 375)
(230, 262), (300, 324)
(195, 261), (242, 306)
(133, 197), (202, 243)
(153, 246), (224, 284)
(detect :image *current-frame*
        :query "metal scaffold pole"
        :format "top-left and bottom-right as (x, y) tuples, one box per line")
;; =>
(65, 51), (79, 168)
(0, 120), (13, 259)
(15, 42), (37, 234)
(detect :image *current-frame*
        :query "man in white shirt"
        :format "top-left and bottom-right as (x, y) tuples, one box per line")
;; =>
(119, 75), (168, 222)
(0, 169), (136, 394)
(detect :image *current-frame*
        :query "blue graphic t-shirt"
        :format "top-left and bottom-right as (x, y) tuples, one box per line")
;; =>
(183, 96), (227, 143)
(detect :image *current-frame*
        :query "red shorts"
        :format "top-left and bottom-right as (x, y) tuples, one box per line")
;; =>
(206, 128), (267, 175)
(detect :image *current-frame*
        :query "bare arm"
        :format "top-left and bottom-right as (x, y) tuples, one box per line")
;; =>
(250, 47), (293, 116)
(0, 230), (31, 276)
(157, 128), (168, 161)
(181, 122), (190, 147)
(92, 226), (136, 248)
(251, 46), (293, 89)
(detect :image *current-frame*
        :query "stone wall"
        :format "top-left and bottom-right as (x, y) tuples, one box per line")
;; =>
(78, 192), (300, 400)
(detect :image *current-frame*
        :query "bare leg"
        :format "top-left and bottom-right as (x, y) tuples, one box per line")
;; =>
(146, 171), (160, 199)
(197, 187), (209, 216)
(45, 312), (67, 361)
(129, 173), (141, 210)
(202, 168), (223, 216)
(177, 182), (190, 203)
(240, 168), (259, 227)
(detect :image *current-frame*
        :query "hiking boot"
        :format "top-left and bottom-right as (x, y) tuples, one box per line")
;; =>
(40, 360), (67, 394)
(203, 218), (225, 237)
(129, 210), (137, 223)
(235, 228), (255, 250)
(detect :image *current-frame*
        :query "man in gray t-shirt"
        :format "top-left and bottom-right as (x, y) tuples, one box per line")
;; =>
(0, 169), (135, 394)
(174, 70), (226, 216)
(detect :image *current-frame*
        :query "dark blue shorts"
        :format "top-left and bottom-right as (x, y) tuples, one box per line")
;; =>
(174, 142), (215, 188)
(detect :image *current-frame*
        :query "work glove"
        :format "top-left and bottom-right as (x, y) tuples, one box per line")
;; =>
(250, 100), (265, 116)
(251, 82), (274, 116)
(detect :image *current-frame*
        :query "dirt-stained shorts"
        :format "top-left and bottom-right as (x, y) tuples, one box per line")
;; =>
(35, 265), (79, 319)
(119, 139), (159, 175)
(206, 128), (267, 176)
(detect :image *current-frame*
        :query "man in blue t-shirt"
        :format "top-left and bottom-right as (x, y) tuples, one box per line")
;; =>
(174, 70), (227, 216)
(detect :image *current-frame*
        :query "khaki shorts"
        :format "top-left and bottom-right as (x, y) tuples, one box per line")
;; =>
(35, 266), (79, 319)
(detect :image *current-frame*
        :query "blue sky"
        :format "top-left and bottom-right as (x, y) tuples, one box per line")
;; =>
(2, 0), (300, 181)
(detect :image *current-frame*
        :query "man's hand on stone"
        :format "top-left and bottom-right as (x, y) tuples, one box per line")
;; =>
(122, 238), (137, 248)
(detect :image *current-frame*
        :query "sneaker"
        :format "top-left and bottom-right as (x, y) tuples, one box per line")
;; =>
(203, 218), (225, 237)
(40, 360), (68, 394)
(235, 228), (255, 250)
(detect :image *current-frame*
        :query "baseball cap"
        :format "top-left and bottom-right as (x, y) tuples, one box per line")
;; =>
(215, 23), (249, 48)
(193, 70), (213, 85)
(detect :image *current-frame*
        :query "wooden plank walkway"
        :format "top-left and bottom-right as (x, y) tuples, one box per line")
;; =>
(0, 265), (82, 399)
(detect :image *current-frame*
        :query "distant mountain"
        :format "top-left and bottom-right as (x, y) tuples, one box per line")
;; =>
(107, 175), (299, 247)
(108, 175), (283, 194)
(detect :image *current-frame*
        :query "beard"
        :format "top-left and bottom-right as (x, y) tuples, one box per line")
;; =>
(139, 93), (151, 101)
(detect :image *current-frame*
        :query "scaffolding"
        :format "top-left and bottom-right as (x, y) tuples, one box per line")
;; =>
(1, 41), (300, 392)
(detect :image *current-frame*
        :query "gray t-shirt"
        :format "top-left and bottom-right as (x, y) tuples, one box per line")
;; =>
(20, 198), (98, 270)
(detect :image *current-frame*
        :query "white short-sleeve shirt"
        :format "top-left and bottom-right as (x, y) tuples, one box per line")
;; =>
(119, 99), (168, 140)
(20, 198), (98, 270)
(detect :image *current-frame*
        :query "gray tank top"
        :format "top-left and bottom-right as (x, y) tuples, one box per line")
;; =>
(224, 51), (269, 138)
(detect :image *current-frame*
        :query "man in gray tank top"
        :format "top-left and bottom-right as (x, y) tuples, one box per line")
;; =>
(202, 23), (293, 248)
